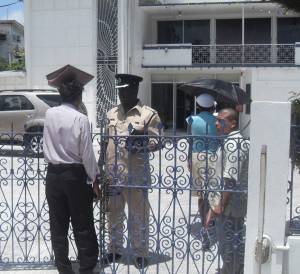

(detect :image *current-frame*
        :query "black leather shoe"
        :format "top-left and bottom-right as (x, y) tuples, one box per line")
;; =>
(136, 257), (148, 269)
(101, 253), (121, 265)
(58, 269), (75, 274)
(79, 271), (96, 274)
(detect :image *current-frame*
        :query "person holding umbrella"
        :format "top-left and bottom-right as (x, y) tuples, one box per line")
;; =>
(179, 78), (252, 106)
(186, 93), (218, 227)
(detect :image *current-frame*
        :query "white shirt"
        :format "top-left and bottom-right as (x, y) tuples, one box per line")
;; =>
(43, 103), (98, 184)
(208, 131), (249, 217)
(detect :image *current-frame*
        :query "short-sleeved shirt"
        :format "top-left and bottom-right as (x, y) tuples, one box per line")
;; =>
(105, 100), (162, 185)
(43, 103), (99, 184)
(186, 111), (217, 153)
(208, 131), (249, 218)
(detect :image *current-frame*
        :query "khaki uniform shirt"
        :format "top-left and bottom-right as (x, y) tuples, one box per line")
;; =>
(105, 100), (162, 185)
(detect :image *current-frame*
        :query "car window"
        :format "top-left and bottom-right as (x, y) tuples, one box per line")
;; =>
(0, 95), (34, 111)
(36, 94), (62, 107)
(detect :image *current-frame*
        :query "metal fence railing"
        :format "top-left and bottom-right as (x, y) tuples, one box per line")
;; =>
(0, 127), (250, 274)
(192, 44), (295, 65)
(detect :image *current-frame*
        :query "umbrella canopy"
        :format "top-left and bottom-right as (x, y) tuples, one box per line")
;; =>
(178, 78), (252, 105)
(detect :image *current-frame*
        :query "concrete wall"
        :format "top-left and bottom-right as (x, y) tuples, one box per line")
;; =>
(239, 67), (300, 138)
(284, 237), (300, 274)
(0, 71), (26, 89)
(245, 102), (291, 274)
(129, 0), (152, 106)
(251, 68), (300, 102)
(24, 0), (97, 125)
(142, 45), (192, 67)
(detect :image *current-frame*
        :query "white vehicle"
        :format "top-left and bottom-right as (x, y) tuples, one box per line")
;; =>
(0, 89), (88, 155)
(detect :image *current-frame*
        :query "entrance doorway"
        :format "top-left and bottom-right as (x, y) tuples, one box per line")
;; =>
(176, 85), (194, 130)
(151, 83), (196, 131)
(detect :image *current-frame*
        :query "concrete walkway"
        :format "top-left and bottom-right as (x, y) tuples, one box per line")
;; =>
(0, 143), (221, 274)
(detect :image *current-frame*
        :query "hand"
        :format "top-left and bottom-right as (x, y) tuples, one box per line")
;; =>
(205, 209), (214, 229)
(212, 204), (223, 217)
(92, 181), (100, 202)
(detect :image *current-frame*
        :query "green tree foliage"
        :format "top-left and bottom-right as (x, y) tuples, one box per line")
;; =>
(270, 0), (300, 13)
(290, 92), (300, 124)
(0, 48), (25, 71)
(289, 92), (300, 172)
(272, 0), (300, 169)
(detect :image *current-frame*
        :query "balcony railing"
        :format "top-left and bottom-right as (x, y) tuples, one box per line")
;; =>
(192, 44), (295, 65)
(142, 43), (296, 67)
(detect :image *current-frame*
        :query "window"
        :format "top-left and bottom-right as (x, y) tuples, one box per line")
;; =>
(1, 95), (34, 111)
(245, 18), (271, 44)
(13, 34), (21, 42)
(216, 19), (242, 44)
(157, 20), (210, 45)
(158, 21), (183, 44)
(278, 18), (300, 43)
(0, 33), (6, 41)
(37, 94), (61, 107)
(216, 18), (271, 44)
(151, 84), (173, 129)
(184, 20), (210, 45)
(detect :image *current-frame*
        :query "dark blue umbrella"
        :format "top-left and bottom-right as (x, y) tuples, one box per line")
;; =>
(178, 78), (252, 104)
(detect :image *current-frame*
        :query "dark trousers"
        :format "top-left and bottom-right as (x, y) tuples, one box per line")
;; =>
(46, 164), (98, 274)
(216, 215), (245, 274)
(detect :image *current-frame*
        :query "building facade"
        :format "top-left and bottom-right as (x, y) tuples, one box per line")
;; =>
(24, 0), (300, 136)
(0, 20), (24, 64)
(22, 1), (299, 273)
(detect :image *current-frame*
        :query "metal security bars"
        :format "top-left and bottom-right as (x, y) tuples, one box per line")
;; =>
(97, 121), (249, 274)
(96, 0), (118, 125)
(0, 126), (250, 274)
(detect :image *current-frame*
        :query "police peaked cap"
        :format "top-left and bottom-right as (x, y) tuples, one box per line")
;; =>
(115, 73), (143, 88)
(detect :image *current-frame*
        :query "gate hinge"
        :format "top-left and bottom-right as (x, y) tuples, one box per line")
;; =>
(255, 235), (272, 264)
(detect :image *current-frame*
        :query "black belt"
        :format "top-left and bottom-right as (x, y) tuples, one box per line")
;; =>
(48, 163), (83, 169)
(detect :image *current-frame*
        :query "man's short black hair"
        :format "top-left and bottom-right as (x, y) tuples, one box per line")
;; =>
(58, 80), (84, 103)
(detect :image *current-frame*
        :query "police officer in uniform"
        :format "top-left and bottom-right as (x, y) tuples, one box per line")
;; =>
(44, 65), (100, 274)
(99, 73), (162, 269)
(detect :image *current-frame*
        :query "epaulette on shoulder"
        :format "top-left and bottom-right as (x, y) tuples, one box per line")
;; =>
(144, 105), (157, 114)
(106, 105), (118, 115)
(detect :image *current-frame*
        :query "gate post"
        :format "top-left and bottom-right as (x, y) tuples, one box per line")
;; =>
(245, 102), (291, 274)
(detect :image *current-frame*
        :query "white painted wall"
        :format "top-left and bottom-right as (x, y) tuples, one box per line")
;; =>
(245, 102), (291, 274)
(142, 45), (192, 67)
(251, 68), (300, 102)
(0, 71), (26, 89)
(284, 237), (300, 274)
(239, 67), (300, 139)
(129, 0), (152, 106)
(24, 0), (97, 125)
